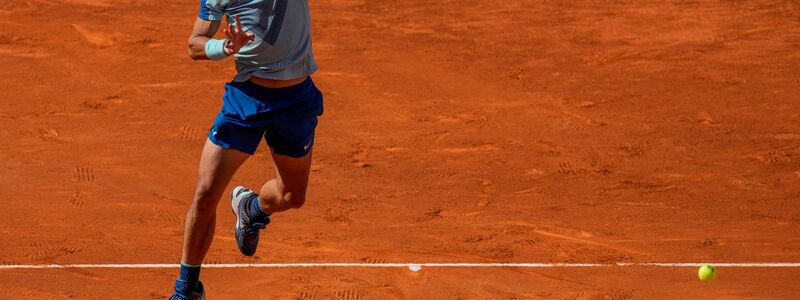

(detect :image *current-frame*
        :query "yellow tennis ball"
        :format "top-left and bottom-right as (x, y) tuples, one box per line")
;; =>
(698, 264), (716, 282)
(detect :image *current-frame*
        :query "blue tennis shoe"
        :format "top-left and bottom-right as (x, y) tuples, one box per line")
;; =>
(230, 186), (270, 256)
(170, 280), (205, 300)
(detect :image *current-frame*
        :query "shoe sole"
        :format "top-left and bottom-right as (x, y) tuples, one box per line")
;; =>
(231, 186), (244, 252)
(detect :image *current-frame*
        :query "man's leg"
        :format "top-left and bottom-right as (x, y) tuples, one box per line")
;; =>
(177, 139), (249, 292)
(228, 147), (312, 256)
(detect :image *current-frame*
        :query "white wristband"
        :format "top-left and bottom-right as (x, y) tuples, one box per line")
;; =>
(205, 39), (229, 61)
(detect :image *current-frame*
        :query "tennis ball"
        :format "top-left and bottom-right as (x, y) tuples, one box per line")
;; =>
(698, 264), (716, 282)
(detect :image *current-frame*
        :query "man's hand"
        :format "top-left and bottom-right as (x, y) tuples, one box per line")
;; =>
(223, 15), (255, 55)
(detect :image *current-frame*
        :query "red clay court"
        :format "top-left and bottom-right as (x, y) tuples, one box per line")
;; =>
(1, 0), (799, 299)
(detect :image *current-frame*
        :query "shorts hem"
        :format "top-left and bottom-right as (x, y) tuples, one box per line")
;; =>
(270, 145), (312, 158)
(208, 132), (257, 155)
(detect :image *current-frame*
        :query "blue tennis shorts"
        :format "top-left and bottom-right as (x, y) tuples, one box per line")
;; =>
(208, 77), (323, 157)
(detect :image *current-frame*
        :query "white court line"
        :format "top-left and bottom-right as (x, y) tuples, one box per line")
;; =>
(1, 262), (800, 269)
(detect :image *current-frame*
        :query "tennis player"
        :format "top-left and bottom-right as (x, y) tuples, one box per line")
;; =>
(170, 1), (322, 298)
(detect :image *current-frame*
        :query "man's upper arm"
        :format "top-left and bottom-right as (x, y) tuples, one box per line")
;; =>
(189, 0), (228, 59)
(198, 0), (226, 21)
(191, 17), (220, 39)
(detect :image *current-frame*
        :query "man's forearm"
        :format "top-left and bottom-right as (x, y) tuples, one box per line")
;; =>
(188, 36), (212, 60)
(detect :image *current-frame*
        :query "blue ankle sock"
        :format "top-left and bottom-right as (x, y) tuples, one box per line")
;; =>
(246, 196), (270, 220)
(179, 263), (201, 292)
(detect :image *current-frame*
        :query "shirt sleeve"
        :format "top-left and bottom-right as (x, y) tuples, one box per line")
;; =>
(198, 0), (225, 21)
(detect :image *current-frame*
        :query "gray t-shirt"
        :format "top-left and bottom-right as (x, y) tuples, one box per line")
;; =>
(199, 0), (317, 81)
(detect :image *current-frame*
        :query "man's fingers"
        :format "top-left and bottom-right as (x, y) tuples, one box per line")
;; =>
(229, 23), (236, 35)
(224, 28), (233, 40)
(246, 32), (255, 41)
(235, 15), (244, 33)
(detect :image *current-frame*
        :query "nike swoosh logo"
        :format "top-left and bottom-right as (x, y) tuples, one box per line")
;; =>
(303, 139), (312, 150)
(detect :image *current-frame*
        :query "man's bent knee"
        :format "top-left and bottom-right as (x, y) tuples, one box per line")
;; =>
(284, 191), (306, 209)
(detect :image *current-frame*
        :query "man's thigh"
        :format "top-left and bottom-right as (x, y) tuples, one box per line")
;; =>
(195, 138), (250, 198)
